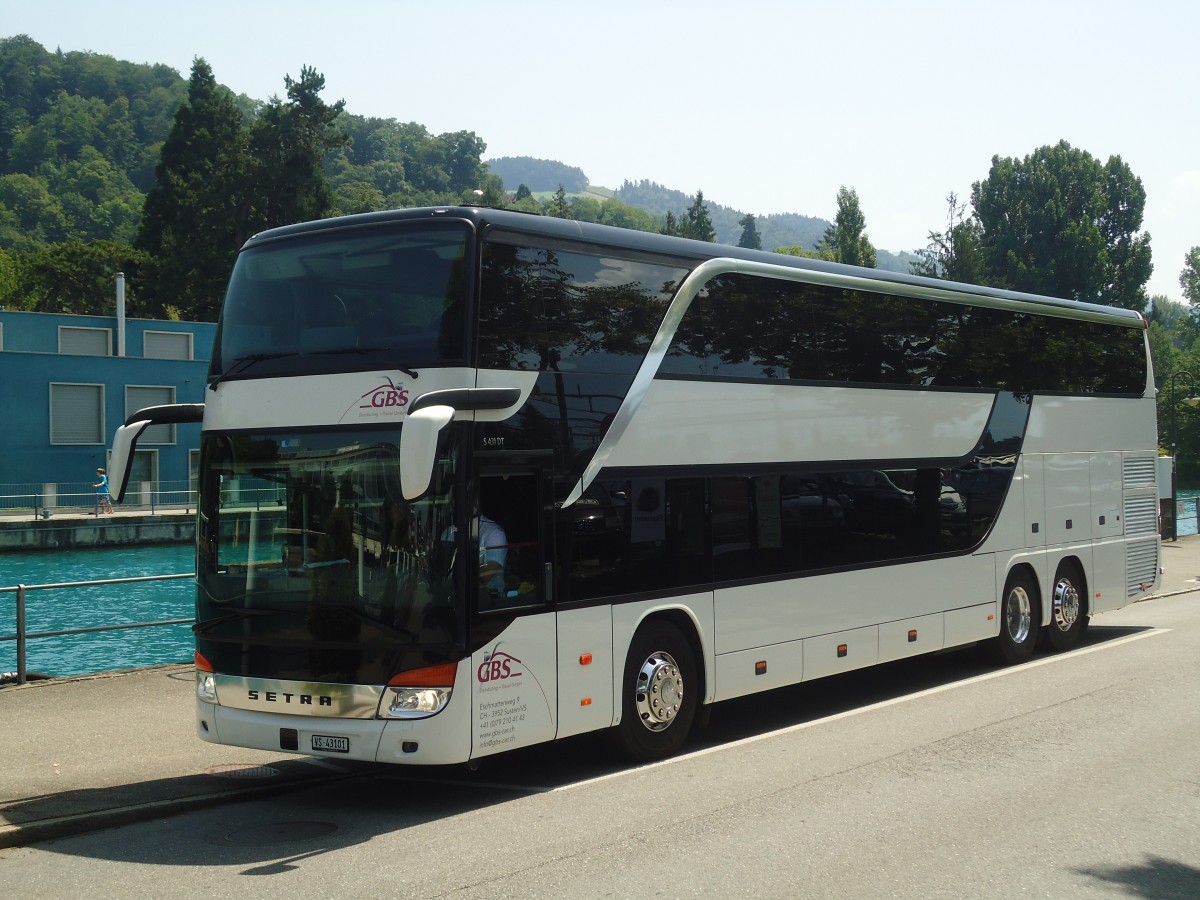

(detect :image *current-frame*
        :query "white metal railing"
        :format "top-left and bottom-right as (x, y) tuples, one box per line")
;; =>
(0, 479), (197, 518)
(0, 573), (195, 685)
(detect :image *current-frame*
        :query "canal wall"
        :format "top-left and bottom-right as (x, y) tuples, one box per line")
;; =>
(0, 512), (194, 551)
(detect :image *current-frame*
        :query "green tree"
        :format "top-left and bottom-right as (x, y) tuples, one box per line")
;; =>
(1181, 247), (1200, 305)
(243, 66), (347, 237)
(772, 245), (823, 259)
(568, 195), (603, 223)
(817, 186), (876, 267)
(737, 213), (762, 250)
(0, 246), (17, 306)
(911, 192), (985, 284)
(680, 190), (716, 242)
(548, 185), (571, 219)
(597, 199), (659, 233)
(8, 240), (149, 314)
(971, 140), (1152, 309)
(0, 172), (71, 249)
(135, 58), (246, 320)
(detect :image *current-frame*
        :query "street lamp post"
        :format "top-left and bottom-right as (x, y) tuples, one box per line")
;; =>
(1165, 370), (1200, 541)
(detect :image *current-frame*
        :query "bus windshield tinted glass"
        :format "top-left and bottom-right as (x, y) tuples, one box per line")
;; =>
(195, 427), (462, 684)
(211, 222), (470, 381)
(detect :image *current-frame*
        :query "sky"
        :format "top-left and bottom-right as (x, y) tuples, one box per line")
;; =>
(5, 0), (1199, 300)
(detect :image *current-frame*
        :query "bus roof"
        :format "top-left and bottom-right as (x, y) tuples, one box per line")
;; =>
(242, 206), (1146, 326)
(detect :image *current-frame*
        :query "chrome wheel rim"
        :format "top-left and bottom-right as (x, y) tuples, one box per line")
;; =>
(1052, 578), (1080, 631)
(634, 650), (683, 732)
(1005, 586), (1032, 644)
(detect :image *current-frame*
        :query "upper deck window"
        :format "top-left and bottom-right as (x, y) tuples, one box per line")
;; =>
(211, 222), (470, 382)
(479, 235), (691, 374)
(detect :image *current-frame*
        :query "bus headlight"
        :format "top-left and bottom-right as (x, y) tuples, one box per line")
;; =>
(195, 651), (217, 704)
(377, 662), (458, 719)
(197, 671), (217, 704)
(380, 686), (452, 718)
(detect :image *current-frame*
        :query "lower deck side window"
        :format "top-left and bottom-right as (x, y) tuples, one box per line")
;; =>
(563, 462), (1012, 603)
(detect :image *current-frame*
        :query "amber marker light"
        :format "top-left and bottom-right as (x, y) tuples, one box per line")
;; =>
(579, 653), (593, 666)
(380, 662), (458, 718)
(387, 662), (458, 687)
(580, 698), (592, 706)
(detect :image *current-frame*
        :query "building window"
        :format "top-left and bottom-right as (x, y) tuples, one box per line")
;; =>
(144, 330), (193, 360)
(50, 383), (104, 444)
(59, 326), (112, 356)
(126, 386), (176, 444)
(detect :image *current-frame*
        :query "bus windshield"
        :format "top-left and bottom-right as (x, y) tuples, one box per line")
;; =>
(210, 221), (471, 383)
(195, 426), (463, 684)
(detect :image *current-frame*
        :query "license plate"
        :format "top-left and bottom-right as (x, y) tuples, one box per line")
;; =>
(312, 734), (349, 753)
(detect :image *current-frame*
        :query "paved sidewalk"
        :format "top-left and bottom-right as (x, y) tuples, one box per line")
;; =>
(2, 536), (1198, 850)
(0, 664), (375, 849)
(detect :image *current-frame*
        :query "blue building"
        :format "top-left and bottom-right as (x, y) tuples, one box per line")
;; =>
(0, 308), (215, 510)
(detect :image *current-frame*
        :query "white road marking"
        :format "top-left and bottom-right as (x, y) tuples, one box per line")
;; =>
(551, 628), (1170, 793)
(385, 629), (1170, 796)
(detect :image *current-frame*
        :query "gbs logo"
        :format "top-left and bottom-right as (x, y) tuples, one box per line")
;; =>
(477, 651), (522, 683)
(360, 385), (409, 409)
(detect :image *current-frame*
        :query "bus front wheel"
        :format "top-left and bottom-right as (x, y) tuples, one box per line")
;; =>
(993, 568), (1041, 664)
(613, 621), (699, 762)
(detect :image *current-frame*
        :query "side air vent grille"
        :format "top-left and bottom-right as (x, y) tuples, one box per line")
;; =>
(1122, 456), (1157, 486)
(1123, 494), (1159, 535)
(1126, 539), (1159, 597)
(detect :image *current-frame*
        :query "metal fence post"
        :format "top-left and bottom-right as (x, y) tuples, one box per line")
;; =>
(16, 584), (26, 685)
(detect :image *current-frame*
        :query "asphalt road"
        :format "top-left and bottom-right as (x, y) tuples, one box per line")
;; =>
(2, 591), (1198, 899)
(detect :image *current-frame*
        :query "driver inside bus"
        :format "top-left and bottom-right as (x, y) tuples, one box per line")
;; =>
(478, 510), (508, 605)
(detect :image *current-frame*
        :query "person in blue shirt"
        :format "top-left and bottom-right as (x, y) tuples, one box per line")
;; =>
(93, 468), (113, 515)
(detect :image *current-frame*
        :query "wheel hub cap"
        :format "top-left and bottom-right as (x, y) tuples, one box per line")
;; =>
(1052, 579), (1080, 631)
(1006, 586), (1032, 643)
(634, 651), (683, 732)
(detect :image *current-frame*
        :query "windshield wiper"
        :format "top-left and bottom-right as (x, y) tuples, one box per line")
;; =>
(208, 352), (299, 389)
(314, 346), (419, 379)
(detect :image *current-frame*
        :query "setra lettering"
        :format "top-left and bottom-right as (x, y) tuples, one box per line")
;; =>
(246, 689), (334, 707)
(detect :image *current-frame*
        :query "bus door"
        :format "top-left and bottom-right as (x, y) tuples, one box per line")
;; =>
(469, 460), (558, 759)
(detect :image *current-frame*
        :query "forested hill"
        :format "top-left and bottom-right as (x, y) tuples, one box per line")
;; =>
(485, 164), (919, 273)
(614, 179), (828, 257)
(0, 34), (494, 256)
(0, 33), (916, 320)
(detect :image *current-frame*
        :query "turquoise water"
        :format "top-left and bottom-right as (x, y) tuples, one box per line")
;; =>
(0, 544), (195, 678)
(1178, 489), (1199, 537)
(3, 491), (1194, 678)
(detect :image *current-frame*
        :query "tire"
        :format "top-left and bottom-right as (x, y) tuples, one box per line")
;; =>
(1044, 563), (1088, 652)
(613, 620), (699, 762)
(992, 568), (1041, 664)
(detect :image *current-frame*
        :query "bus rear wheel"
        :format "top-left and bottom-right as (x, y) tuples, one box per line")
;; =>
(1044, 563), (1088, 652)
(993, 568), (1040, 664)
(613, 621), (698, 762)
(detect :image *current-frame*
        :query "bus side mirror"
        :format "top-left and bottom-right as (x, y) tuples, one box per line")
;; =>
(110, 419), (152, 503)
(109, 403), (204, 503)
(401, 405), (455, 500)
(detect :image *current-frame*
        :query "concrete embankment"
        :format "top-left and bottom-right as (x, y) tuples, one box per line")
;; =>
(0, 510), (194, 551)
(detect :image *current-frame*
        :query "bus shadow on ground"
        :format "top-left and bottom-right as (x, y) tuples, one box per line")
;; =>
(16, 626), (1152, 875)
(385, 623), (1155, 792)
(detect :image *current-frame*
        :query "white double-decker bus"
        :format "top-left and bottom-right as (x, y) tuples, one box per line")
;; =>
(112, 206), (1160, 764)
